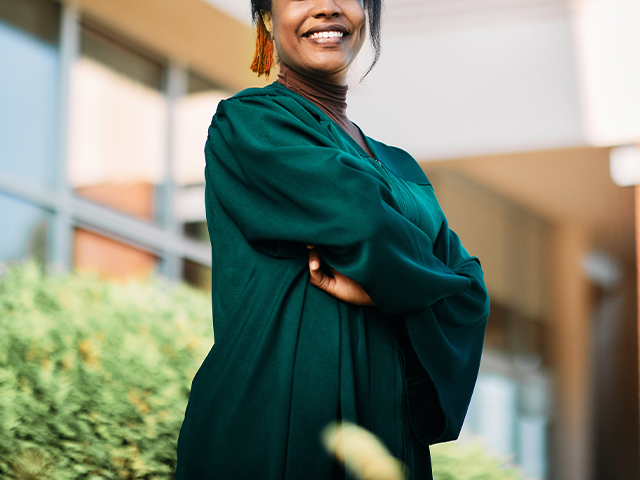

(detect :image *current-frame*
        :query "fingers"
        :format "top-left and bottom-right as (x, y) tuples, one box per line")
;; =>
(308, 249), (375, 307)
(309, 249), (319, 271)
(308, 250), (328, 288)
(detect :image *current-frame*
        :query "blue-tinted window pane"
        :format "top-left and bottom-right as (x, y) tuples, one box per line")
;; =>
(0, 20), (59, 189)
(68, 28), (166, 223)
(0, 193), (50, 264)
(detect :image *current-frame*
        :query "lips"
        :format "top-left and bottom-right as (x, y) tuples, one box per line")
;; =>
(302, 23), (349, 38)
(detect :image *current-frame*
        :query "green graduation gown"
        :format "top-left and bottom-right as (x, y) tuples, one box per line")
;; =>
(176, 82), (489, 479)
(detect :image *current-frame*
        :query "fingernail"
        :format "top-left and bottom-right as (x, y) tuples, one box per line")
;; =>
(310, 260), (319, 270)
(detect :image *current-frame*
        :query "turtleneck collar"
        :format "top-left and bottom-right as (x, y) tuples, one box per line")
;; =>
(277, 63), (348, 123)
(276, 63), (372, 157)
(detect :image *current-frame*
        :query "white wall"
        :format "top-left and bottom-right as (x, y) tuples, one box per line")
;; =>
(347, 15), (586, 160)
(209, 0), (640, 159)
(203, 0), (252, 24)
(572, 0), (640, 146)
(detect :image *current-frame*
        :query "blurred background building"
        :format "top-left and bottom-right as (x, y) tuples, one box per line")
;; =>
(0, 0), (638, 479)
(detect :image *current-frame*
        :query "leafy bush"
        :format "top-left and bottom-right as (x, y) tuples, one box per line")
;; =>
(431, 441), (525, 480)
(0, 263), (213, 479)
(0, 263), (524, 480)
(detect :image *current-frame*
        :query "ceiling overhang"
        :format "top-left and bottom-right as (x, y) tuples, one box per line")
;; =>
(421, 146), (636, 261)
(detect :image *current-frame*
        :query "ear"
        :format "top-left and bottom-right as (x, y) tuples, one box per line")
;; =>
(261, 11), (274, 37)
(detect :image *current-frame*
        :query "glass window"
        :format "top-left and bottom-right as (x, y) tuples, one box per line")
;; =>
(463, 300), (550, 479)
(73, 228), (157, 282)
(176, 184), (207, 243)
(183, 259), (211, 291)
(0, 0), (59, 190)
(174, 71), (228, 189)
(80, 24), (163, 90)
(464, 367), (549, 479)
(67, 26), (167, 222)
(174, 70), (229, 245)
(187, 70), (220, 95)
(0, 0), (60, 44)
(483, 302), (548, 365)
(0, 193), (50, 266)
(183, 220), (208, 243)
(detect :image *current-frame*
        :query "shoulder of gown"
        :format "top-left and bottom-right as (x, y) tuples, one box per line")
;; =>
(209, 81), (490, 446)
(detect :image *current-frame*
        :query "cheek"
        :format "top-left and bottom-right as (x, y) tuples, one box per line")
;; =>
(351, 9), (367, 42)
(272, 21), (295, 58)
(352, 18), (367, 50)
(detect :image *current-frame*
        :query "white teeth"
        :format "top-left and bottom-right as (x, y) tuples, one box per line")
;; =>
(308, 31), (344, 39)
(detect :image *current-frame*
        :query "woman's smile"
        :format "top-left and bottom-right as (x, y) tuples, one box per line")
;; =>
(268, 0), (366, 85)
(302, 23), (349, 46)
(306, 31), (345, 41)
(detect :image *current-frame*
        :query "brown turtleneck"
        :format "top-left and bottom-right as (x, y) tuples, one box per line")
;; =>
(277, 63), (373, 157)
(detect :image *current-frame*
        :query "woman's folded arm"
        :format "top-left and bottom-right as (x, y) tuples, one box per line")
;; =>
(207, 94), (473, 314)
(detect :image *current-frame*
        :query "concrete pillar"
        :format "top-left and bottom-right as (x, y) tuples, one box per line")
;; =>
(550, 224), (593, 480)
(636, 184), (640, 431)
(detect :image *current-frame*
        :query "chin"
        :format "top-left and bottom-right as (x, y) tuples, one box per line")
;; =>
(304, 58), (350, 78)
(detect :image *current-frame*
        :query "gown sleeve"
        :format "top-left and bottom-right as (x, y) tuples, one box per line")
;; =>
(206, 93), (473, 315)
(404, 219), (489, 444)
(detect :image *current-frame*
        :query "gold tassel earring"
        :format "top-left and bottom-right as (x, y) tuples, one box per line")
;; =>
(250, 15), (274, 78)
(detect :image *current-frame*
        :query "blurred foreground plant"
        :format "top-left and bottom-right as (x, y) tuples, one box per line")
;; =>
(0, 262), (213, 479)
(431, 441), (525, 480)
(322, 421), (407, 480)
(319, 421), (525, 480)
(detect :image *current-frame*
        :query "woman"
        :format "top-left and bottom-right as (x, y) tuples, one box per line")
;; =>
(176, 1), (489, 478)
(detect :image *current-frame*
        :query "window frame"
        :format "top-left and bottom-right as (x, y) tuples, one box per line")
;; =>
(0, 3), (213, 281)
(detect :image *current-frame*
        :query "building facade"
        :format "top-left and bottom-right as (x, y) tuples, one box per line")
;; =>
(0, 0), (262, 287)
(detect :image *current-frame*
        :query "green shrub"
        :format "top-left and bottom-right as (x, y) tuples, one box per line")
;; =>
(0, 263), (213, 479)
(0, 262), (525, 480)
(431, 441), (525, 480)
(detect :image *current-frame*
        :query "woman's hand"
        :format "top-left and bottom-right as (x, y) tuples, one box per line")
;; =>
(308, 247), (375, 307)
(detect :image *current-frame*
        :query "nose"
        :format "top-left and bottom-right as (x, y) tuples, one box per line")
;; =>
(312, 0), (343, 18)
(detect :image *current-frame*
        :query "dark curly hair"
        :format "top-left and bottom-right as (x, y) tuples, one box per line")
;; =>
(250, 0), (383, 78)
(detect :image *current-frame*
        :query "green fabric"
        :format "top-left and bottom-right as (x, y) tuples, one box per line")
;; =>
(176, 82), (489, 479)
